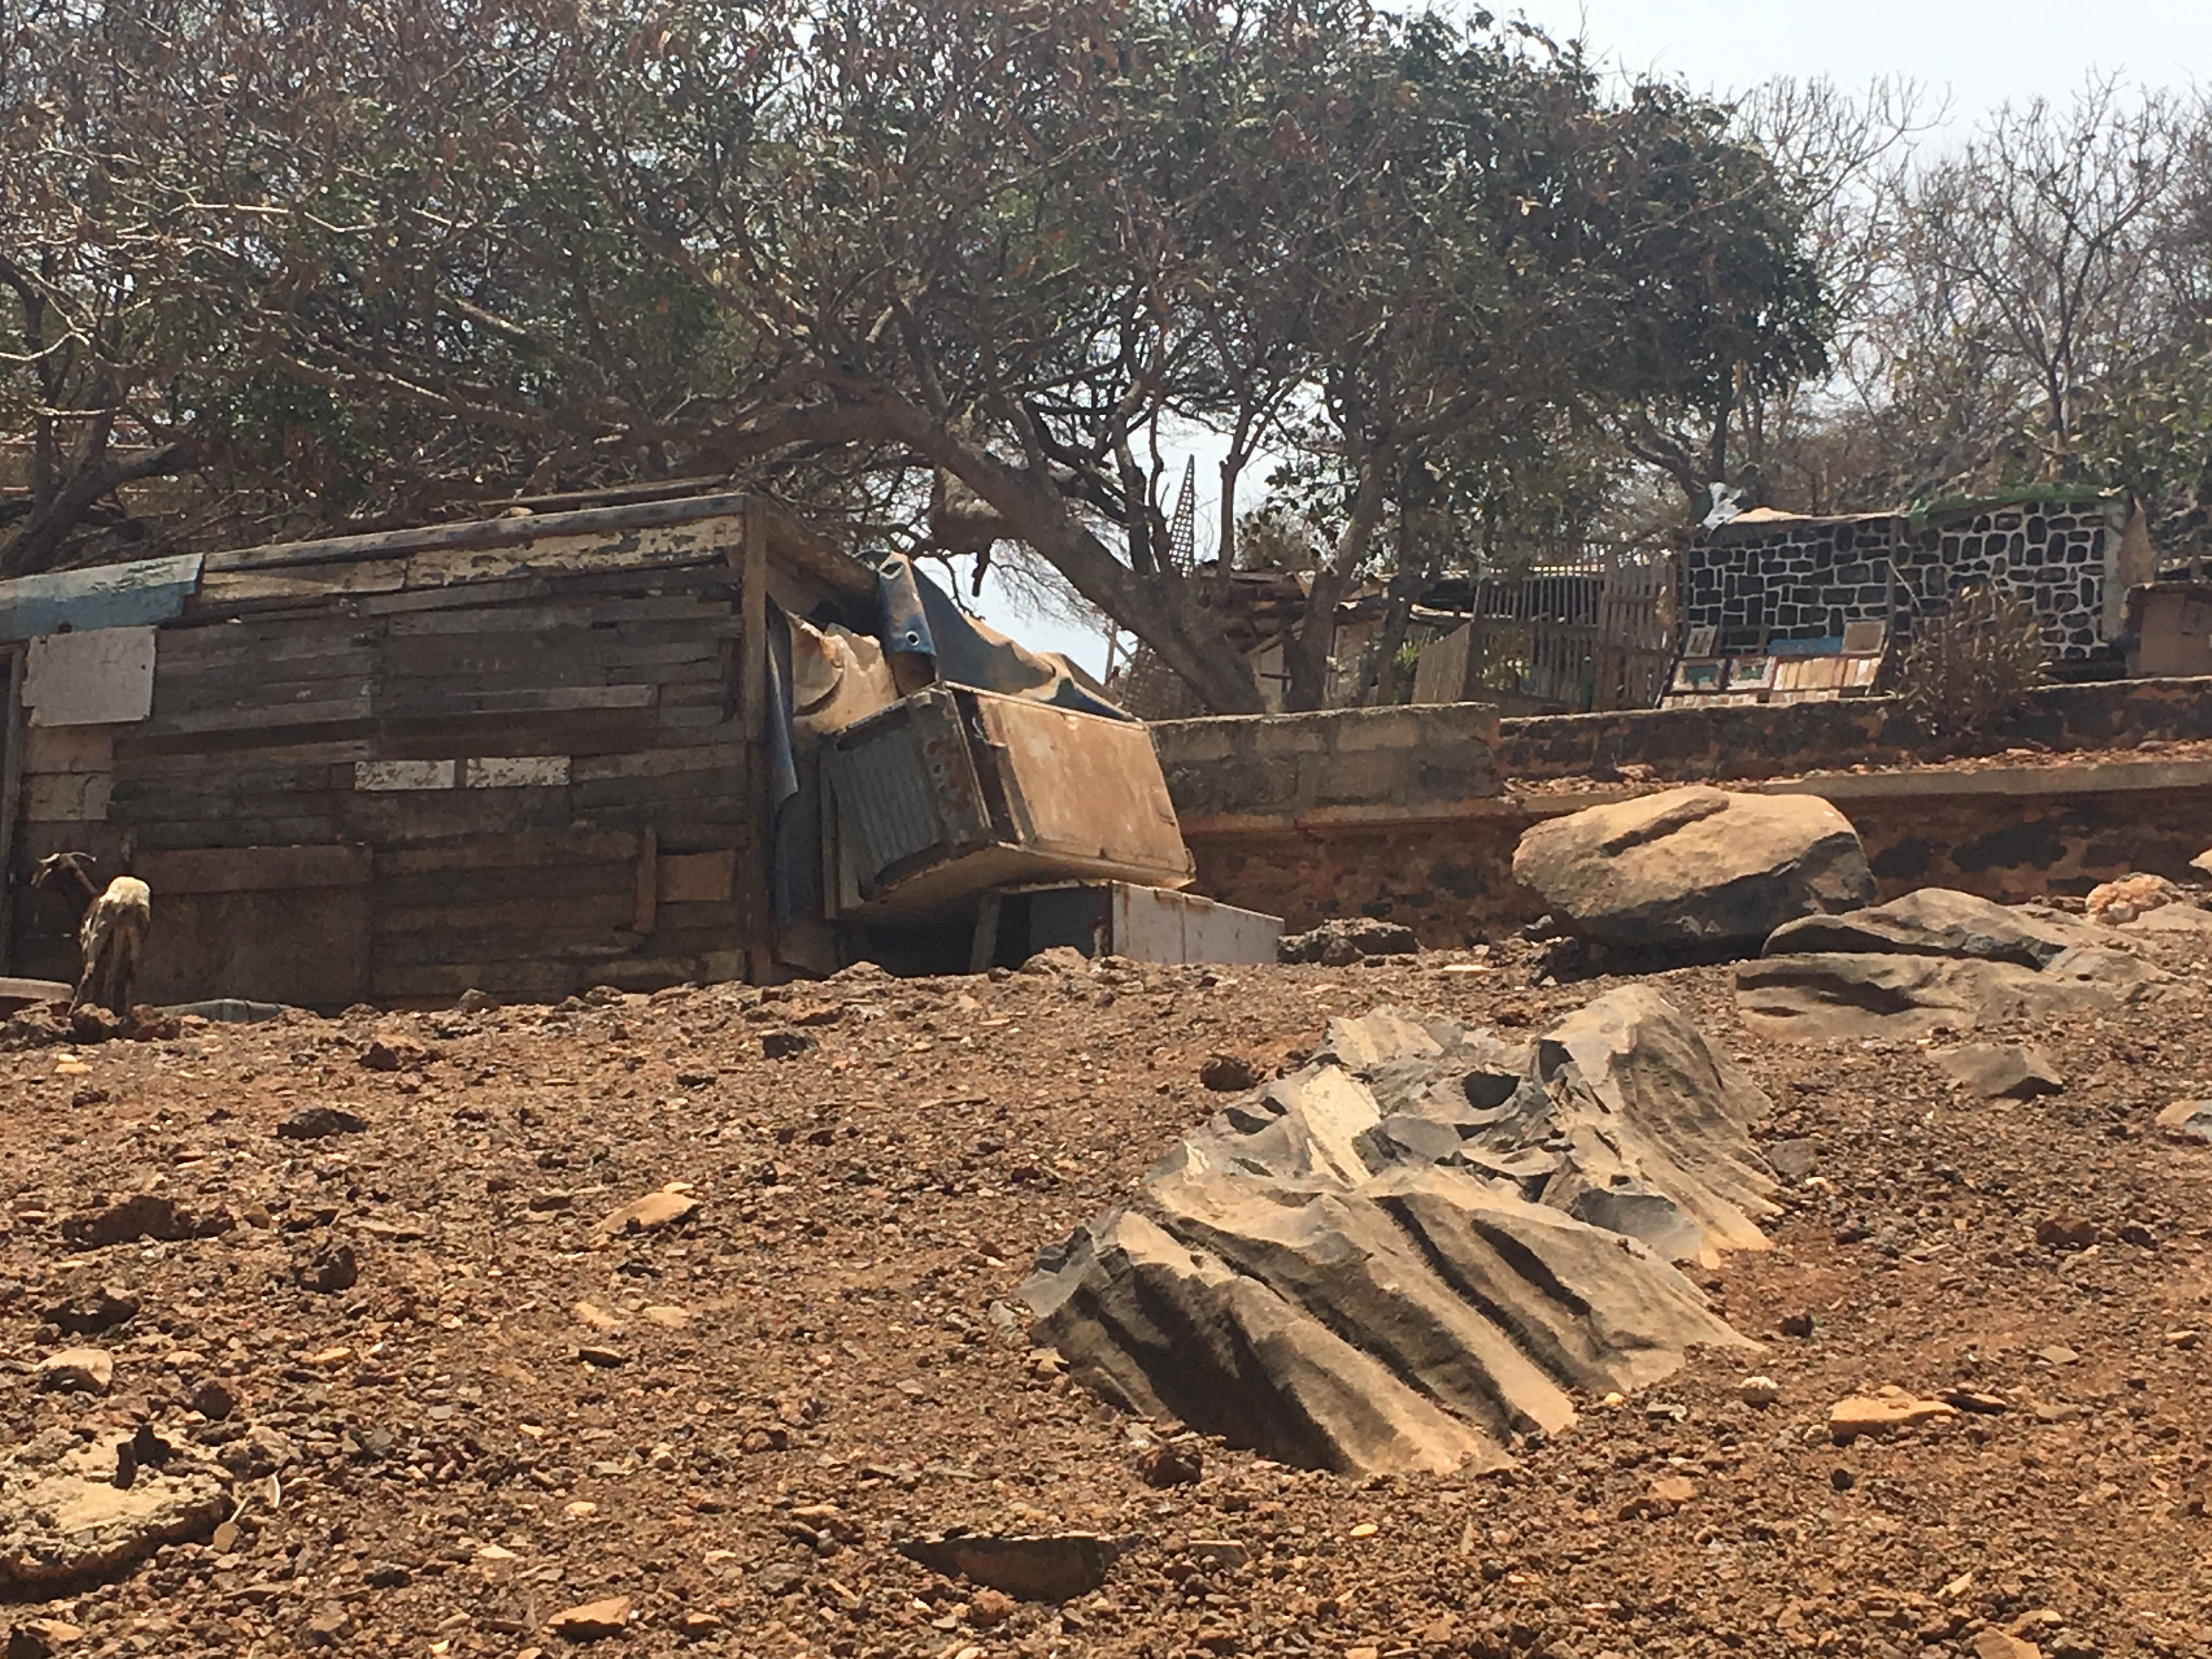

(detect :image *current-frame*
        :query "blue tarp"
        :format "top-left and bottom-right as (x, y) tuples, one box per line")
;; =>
(0, 553), (204, 641)
(876, 555), (1127, 721)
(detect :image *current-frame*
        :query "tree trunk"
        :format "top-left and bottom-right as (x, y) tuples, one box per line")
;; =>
(1358, 541), (1435, 708)
(0, 440), (198, 578)
(1281, 461), (1391, 713)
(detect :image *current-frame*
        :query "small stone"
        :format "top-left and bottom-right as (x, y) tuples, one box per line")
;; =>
(1198, 1053), (1263, 1093)
(1829, 1393), (1956, 1443)
(211, 1520), (240, 1553)
(4, 1623), (85, 1659)
(1944, 1389), (2010, 1415)
(1644, 1475), (1697, 1513)
(1133, 1442), (1201, 1488)
(1347, 1522), (1380, 1538)
(893, 1532), (1112, 1601)
(2164, 1329), (2200, 1350)
(294, 1242), (359, 1294)
(274, 1106), (370, 1140)
(189, 1378), (239, 1421)
(1738, 1375), (1781, 1407)
(2037, 1345), (2081, 1366)
(2035, 1215), (2098, 1250)
(1764, 1138), (1816, 1181)
(2154, 1099), (2212, 1142)
(760, 1030), (813, 1060)
(359, 1032), (434, 1071)
(967, 1588), (1016, 1627)
(1778, 1311), (1815, 1339)
(642, 1305), (691, 1327)
(1188, 1538), (1249, 1569)
(59, 1193), (223, 1249)
(546, 1597), (633, 1641)
(7, 1622), (84, 1659)
(302, 1605), (353, 1646)
(1830, 1467), (1856, 1491)
(1937, 1042), (2064, 1101)
(678, 1612), (724, 1639)
(1974, 1631), (2042, 1659)
(592, 1188), (701, 1237)
(575, 1346), (630, 1369)
(35, 1347), (114, 1396)
(42, 1285), (139, 1335)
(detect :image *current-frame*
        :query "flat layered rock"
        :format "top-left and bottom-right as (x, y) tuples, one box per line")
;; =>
(1741, 890), (2169, 1041)
(1024, 989), (1769, 1475)
(0, 1429), (227, 1588)
(1512, 787), (1873, 952)
(1937, 1042), (2065, 1100)
(1763, 888), (2100, 969)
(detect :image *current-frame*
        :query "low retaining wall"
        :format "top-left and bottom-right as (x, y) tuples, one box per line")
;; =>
(1156, 677), (2212, 945)
(1178, 766), (2212, 943)
(1496, 675), (2212, 782)
(1152, 703), (1503, 830)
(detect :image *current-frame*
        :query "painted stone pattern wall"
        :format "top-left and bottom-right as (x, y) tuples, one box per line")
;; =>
(1683, 498), (2126, 658)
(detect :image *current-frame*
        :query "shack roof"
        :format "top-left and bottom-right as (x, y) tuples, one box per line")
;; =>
(0, 493), (875, 641)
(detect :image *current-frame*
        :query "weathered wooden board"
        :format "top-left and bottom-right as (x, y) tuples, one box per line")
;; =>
(375, 827), (641, 875)
(136, 886), (371, 1010)
(138, 843), (374, 895)
(657, 850), (736, 903)
(24, 726), (114, 774)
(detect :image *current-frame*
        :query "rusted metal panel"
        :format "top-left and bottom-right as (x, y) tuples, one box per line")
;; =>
(970, 695), (1192, 875)
(825, 687), (1193, 918)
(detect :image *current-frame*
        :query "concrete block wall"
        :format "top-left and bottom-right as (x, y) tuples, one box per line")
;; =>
(1152, 703), (1502, 828)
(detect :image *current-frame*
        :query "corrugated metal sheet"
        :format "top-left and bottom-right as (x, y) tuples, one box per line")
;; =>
(825, 691), (991, 900)
(0, 552), (204, 640)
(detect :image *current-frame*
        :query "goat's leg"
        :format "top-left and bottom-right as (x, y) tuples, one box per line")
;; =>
(108, 933), (139, 1017)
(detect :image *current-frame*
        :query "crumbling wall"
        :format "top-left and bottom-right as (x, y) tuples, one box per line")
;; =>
(1152, 704), (1503, 828)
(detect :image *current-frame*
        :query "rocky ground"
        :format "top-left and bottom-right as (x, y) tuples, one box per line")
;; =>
(2, 919), (2210, 1659)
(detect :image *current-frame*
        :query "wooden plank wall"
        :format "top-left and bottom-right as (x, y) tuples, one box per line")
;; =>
(13, 558), (760, 1005)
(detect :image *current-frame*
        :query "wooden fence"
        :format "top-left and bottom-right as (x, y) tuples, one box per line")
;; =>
(1410, 554), (1674, 713)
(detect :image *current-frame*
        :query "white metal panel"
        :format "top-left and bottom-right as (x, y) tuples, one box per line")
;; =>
(24, 626), (157, 726)
(1109, 883), (1281, 966)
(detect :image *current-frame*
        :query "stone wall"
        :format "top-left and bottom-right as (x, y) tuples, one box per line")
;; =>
(1180, 776), (2212, 945)
(1684, 497), (2126, 659)
(1157, 675), (2212, 946)
(1496, 675), (2212, 782)
(1152, 703), (1503, 830)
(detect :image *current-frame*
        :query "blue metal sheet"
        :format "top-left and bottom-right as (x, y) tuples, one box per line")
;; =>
(0, 553), (204, 641)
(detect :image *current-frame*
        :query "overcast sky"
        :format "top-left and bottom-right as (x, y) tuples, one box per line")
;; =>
(978, 1), (2208, 674)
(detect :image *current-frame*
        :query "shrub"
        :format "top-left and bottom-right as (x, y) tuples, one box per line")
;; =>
(1895, 584), (2051, 740)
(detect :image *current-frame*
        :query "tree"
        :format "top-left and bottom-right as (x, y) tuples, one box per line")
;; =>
(1, 0), (1832, 716)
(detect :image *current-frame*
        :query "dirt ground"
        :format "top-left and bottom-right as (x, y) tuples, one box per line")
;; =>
(3, 921), (2210, 1659)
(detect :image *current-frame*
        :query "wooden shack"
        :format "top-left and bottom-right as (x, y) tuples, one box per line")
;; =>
(0, 493), (878, 1007)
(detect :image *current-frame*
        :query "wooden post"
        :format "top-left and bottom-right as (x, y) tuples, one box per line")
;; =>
(740, 501), (775, 983)
(0, 647), (25, 976)
(633, 826), (659, 938)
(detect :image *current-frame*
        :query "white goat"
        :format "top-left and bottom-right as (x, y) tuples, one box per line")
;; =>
(32, 853), (151, 1017)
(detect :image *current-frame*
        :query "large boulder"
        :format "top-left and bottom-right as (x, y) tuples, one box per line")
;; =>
(1023, 990), (1771, 1476)
(1513, 787), (1874, 952)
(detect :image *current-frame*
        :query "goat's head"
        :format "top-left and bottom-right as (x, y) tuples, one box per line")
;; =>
(31, 851), (100, 893)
